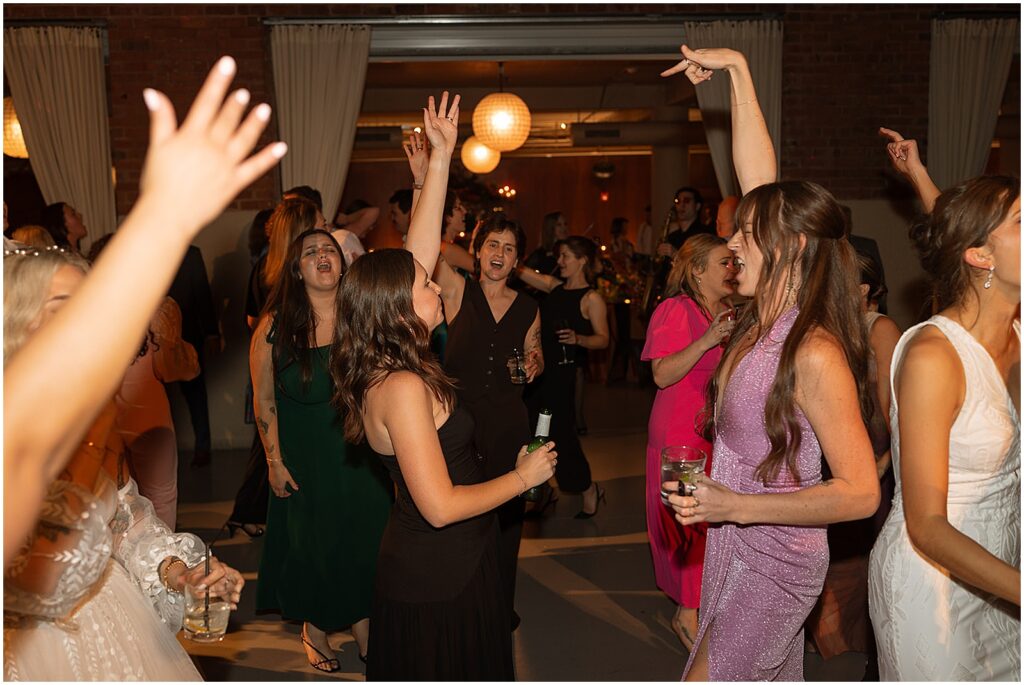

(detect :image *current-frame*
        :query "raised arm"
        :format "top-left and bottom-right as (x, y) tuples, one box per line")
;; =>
(404, 92), (460, 277)
(662, 46), (777, 194)
(516, 264), (563, 293)
(3, 56), (284, 562)
(879, 127), (941, 213)
(650, 308), (734, 389)
(404, 131), (428, 219)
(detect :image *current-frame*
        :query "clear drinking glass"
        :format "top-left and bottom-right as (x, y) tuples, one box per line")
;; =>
(554, 318), (574, 365)
(183, 580), (232, 642)
(660, 445), (707, 505)
(507, 349), (527, 384)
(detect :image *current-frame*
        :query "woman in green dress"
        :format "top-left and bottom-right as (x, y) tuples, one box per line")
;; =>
(251, 228), (392, 672)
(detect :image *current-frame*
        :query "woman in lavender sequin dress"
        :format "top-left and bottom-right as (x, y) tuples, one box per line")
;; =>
(661, 46), (880, 681)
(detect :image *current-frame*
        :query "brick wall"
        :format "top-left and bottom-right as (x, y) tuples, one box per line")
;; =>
(3, 3), (1006, 213)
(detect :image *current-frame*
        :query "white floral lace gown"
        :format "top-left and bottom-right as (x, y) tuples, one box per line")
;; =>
(869, 316), (1021, 681)
(4, 473), (205, 680)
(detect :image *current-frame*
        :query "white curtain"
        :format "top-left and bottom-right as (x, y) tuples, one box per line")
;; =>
(681, 20), (783, 198)
(3, 26), (116, 241)
(270, 24), (371, 221)
(928, 18), (1018, 190)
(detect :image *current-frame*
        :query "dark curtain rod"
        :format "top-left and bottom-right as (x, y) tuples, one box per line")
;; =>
(261, 13), (783, 26)
(3, 19), (108, 28)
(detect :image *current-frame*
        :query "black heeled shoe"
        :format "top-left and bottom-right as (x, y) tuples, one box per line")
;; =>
(575, 483), (605, 519)
(301, 624), (340, 673)
(227, 521), (265, 538)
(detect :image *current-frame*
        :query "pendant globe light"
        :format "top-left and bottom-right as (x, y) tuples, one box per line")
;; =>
(3, 97), (29, 158)
(472, 63), (531, 152)
(461, 136), (501, 174)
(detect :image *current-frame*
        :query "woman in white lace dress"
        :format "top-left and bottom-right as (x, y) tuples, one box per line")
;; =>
(3, 248), (244, 680)
(867, 137), (1020, 681)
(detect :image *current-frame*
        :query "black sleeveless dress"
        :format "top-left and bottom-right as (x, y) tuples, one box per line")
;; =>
(529, 285), (594, 493)
(367, 405), (513, 681)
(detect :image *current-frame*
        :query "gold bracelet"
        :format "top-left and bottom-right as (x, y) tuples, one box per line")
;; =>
(732, 97), (758, 107)
(511, 470), (528, 495)
(160, 557), (187, 591)
(266, 457), (283, 464)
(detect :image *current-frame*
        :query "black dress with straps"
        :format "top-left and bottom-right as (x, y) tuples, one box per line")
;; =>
(529, 285), (595, 493)
(366, 405), (513, 681)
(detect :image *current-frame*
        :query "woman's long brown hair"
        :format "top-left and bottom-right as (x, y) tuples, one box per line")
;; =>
(330, 248), (456, 443)
(702, 181), (872, 485)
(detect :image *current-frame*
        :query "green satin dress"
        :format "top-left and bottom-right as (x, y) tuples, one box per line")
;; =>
(256, 344), (392, 630)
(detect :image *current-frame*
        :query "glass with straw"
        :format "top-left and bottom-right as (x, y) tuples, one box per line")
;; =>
(182, 542), (232, 642)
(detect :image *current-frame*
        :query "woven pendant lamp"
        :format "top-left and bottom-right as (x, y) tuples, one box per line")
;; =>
(3, 97), (29, 158)
(472, 63), (531, 152)
(461, 136), (501, 174)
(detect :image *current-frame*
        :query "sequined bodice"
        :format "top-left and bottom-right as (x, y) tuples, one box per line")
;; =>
(714, 307), (822, 492)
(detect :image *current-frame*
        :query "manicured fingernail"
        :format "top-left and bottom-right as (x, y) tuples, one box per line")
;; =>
(255, 103), (271, 121)
(197, 584), (207, 591)
(271, 142), (288, 158)
(235, 89), (250, 105)
(217, 56), (236, 75)
(142, 88), (160, 111)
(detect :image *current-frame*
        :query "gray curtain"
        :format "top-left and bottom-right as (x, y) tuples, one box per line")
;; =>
(928, 18), (1018, 189)
(681, 20), (783, 198)
(3, 26), (116, 241)
(270, 24), (371, 221)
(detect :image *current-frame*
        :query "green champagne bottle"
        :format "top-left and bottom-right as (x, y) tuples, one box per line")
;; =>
(521, 409), (552, 501)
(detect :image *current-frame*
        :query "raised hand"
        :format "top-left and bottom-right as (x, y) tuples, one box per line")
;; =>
(661, 45), (744, 83)
(422, 91), (461, 158)
(700, 308), (737, 349)
(139, 56), (287, 237)
(878, 127), (923, 178)
(403, 130), (429, 185)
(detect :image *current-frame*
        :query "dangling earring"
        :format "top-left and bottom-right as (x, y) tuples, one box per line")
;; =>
(983, 266), (995, 289)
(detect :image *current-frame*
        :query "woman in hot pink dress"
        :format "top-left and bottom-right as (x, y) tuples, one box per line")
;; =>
(641, 234), (736, 649)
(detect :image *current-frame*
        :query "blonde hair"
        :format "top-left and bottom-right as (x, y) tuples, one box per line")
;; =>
(10, 225), (57, 249)
(3, 248), (89, 364)
(664, 234), (727, 314)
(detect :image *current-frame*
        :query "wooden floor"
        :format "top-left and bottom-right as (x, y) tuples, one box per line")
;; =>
(173, 381), (869, 681)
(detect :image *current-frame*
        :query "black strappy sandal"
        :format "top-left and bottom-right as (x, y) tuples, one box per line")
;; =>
(301, 624), (340, 673)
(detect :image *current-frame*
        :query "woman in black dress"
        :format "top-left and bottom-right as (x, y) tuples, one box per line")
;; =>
(518, 236), (610, 517)
(330, 92), (556, 681)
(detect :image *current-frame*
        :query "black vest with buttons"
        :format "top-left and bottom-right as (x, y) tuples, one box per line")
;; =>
(444, 279), (539, 478)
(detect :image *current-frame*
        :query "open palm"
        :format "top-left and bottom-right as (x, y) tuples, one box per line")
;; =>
(422, 91), (461, 157)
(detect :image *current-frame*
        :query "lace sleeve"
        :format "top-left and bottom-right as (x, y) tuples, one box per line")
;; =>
(3, 479), (113, 626)
(110, 479), (205, 630)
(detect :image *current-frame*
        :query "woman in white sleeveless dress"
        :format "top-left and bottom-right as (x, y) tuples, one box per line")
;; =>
(867, 140), (1020, 681)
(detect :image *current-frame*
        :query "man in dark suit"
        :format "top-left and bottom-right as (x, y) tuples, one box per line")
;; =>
(168, 245), (220, 468)
(657, 186), (715, 256)
(842, 206), (888, 315)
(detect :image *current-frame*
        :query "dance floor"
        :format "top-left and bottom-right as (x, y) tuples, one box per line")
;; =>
(173, 381), (867, 681)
